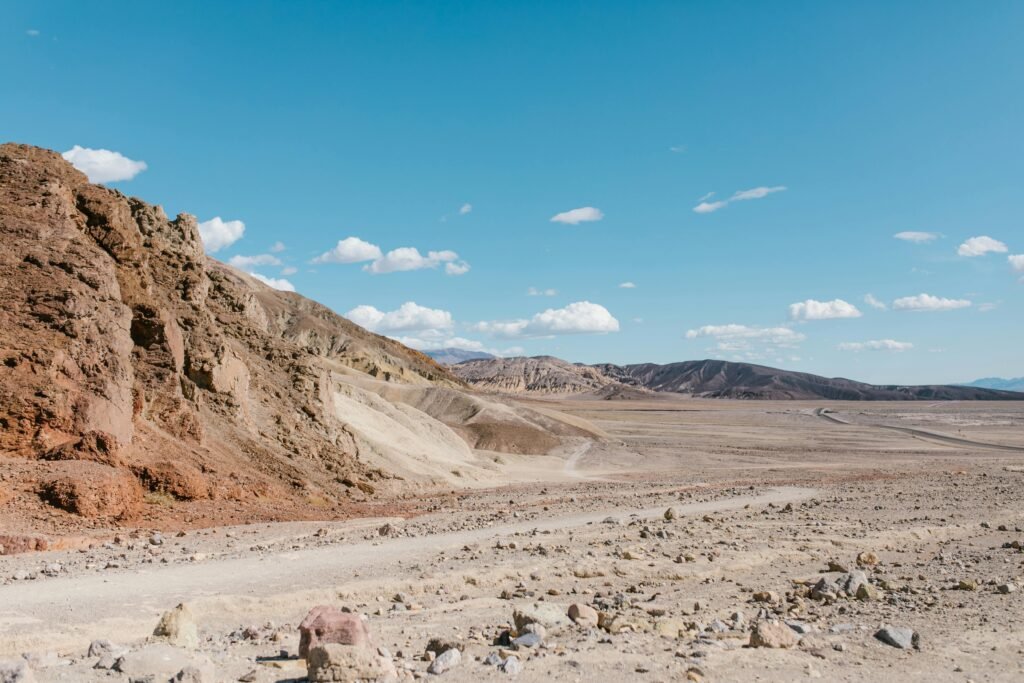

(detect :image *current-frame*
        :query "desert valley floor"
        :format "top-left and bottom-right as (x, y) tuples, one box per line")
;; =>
(3, 397), (1024, 682)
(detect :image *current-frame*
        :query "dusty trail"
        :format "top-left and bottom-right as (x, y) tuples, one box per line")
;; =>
(814, 407), (1024, 452)
(0, 486), (815, 655)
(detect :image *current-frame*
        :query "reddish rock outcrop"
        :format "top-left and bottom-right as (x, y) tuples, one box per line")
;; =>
(299, 606), (372, 658)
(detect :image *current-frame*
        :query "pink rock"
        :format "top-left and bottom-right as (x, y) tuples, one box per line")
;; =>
(298, 606), (372, 658)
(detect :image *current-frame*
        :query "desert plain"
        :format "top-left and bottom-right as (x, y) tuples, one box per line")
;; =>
(3, 397), (1024, 682)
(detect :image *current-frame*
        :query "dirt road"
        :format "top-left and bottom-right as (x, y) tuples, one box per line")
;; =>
(0, 486), (814, 656)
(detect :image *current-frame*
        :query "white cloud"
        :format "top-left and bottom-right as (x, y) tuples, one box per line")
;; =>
(459, 203), (473, 215)
(958, 235), (1008, 257)
(26, 29), (40, 37)
(364, 247), (468, 275)
(730, 186), (787, 201)
(893, 231), (938, 243)
(694, 186), (786, 214)
(198, 217), (245, 253)
(618, 282), (637, 289)
(788, 298), (862, 321)
(670, 145), (687, 153)
(892, 293), (972, 312)
(249, 272), (295, 292)
(550, 206), (604, 225)
(978, 302), (999, 312)
(269, 241), (286, 253)
(1009, 254), (1024, 272)
(61, 145), (147, 183)
(685, 324), (806, 350)
(864, 293), (887, 310)
(474, 301), (620, 338)
(693, 201), (727, 214)
(313, 237), (382, 264)
(228, 253), (282, 268)
(527, 287), (557, 296)
(281, 266), (298, 275)
(346, 301), (453, 334)
(838, 339), (913, 352)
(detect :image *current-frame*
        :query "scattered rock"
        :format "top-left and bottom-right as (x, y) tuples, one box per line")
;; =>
(427, 648), (461, 675)
(498, 655), (523, 675)
(997, 583), (1017, 594)
(567, 603), (599, 627)
(749, 621), (799, 649)
(875, 626), (920, 650)
(856, 551), (880, 566)
(512, 602), (570, 632)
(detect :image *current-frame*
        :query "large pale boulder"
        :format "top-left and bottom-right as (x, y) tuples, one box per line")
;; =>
(306, 644), (396, 682)
(153, 603), (200, 649)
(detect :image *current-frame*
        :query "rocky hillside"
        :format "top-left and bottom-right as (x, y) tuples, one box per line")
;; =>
(454, 356), (1024, 401)
(423, 348), (495, 365)
(451, 356), (615, 395)
(0, 144), (589, 534)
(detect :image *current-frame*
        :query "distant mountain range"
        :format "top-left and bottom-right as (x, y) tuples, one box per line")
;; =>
(961, 377), (1024, 392)
(450, 354), (1024, 401)
(424, 348), (496, 365)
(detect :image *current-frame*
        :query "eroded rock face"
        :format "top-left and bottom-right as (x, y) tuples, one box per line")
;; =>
(0, 143), (468, 524)
(38, 462), (143, 520)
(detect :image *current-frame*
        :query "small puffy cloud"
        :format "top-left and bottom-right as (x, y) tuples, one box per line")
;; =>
(892, 293), (972, 311)
(864, 293), (887, 310)
(345, 301), (453, 334)
(269, 241), (286, 253)
(788, 298), (862, 321)
(730, 186), (787, 201)
(228, 253), (282, 268)
(685, 324), (806, 349)
(619, 282), (637, 289)
(281, 266), (298, 275)
(62, 145), (147, 183)
(528, 287), (557, 296)
(894, 231), (937, 243)
(1009, 254), (1024, 272)
(365, 247), (468, 275)
(693, 200), (727, 214)
(249, 272), (295, 292)
(474, 301), (619, 338)
(958, 235), (1008, 257)
(198, 217), (245, 253)
(459, 203), (473, 215)
(313, 237), (382, 264)
(550, 206), (604, 225)
(838, 339), (913, 352)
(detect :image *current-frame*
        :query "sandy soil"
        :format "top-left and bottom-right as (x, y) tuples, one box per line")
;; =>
(2, 397), (1024, 682)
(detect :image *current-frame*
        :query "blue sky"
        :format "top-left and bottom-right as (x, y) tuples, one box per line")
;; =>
(3, 1), (1022, 384)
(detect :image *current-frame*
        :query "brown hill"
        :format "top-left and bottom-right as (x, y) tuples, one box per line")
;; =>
(0, 143), (589, 534)
(454, 356), (1023, 401)
(452, 356), (614, 395)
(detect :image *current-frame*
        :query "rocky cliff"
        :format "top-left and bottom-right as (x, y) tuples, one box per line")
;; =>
(0, 144), (586, 534)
